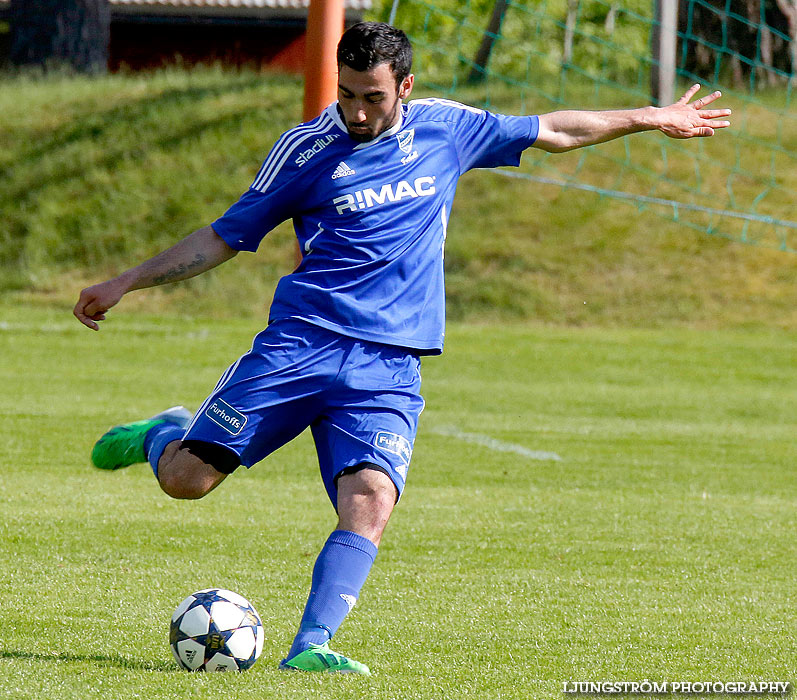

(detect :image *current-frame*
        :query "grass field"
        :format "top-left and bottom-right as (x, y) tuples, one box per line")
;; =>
(1, 304), (794, 699)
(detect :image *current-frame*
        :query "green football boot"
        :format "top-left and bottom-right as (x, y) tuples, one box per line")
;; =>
(91, 406), (192, 471)
(279, 643), (371, 675)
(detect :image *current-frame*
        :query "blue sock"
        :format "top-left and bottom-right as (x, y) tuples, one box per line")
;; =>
(286, 529), (378, 660)
(143, 422), (184, 479)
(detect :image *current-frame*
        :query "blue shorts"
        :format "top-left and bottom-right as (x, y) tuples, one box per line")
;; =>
(182, 319), (424, 507)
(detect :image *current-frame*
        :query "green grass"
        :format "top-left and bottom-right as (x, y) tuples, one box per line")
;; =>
(1, 68), (796, 329)
(1, 305), (794, 698)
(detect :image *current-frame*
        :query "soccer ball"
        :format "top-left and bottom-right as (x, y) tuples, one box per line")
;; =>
(170, 588), (264, 671)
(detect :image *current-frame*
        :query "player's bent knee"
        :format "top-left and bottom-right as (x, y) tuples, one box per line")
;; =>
(158, 473), (213, 500)
(157, 469), (210, 500)
(157, 444), (232, 500)
(336, 467), (397, 546)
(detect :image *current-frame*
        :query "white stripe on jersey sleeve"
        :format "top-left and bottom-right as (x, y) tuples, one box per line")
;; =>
(408, 98), (486, 115)
(251, 112), (327, 190)
(251, 113), (336, 193)
(251, 121), (314, 191)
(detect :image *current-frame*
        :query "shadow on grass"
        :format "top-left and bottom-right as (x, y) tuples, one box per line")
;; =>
(0, 103), (274, 265)
(3, 103), (271, 208)
(0, 648), (180, 674)
(3, 74), (270, 168)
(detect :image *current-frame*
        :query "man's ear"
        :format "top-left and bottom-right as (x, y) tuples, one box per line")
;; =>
(398, 74), (414, 100)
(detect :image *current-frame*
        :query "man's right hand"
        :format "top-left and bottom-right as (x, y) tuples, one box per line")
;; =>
(73, 277), (128, 331)
(73, 225), (238, 331)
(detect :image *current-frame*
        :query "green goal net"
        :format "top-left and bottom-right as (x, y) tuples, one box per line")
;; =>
(378, 0), (797, 252)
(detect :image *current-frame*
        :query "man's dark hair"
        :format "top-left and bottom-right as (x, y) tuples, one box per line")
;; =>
(337, 22), (413, 86)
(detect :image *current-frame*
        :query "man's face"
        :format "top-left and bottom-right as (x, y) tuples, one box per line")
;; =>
(338, 62), (414, 143)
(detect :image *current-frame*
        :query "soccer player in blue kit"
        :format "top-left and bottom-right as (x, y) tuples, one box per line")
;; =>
(74, 22), (730, 674)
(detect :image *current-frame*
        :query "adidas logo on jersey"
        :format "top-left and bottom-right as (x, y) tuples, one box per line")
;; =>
(331, 161), (356, 179)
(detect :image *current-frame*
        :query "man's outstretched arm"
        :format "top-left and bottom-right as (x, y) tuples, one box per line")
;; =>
(74, 224), (238, 330)
(533, 84), (731, 153)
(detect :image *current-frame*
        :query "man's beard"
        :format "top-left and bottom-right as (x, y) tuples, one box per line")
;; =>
(345, 101), (401, 143)
(347, 127), (375, 143)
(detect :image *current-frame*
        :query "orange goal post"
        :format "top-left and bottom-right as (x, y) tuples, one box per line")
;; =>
(296, 0), (344, 264)
(303, 0), (345, 122)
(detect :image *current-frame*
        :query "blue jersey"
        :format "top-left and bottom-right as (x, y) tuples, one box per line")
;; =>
(213, 99), (539, 354)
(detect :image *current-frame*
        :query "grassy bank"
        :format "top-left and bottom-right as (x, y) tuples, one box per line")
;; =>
(1, 68), (794, 328)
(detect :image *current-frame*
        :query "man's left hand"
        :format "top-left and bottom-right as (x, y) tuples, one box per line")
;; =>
(657, 84), (732, 139)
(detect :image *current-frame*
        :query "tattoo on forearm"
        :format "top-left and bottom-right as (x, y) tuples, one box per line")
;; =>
(153, 253), (207, 285)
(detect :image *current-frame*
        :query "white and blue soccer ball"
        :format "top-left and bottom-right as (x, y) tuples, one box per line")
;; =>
(170, 588), (264, 672)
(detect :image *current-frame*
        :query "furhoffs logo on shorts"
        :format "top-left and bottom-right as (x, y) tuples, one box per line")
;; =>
(205, 399), (247, 436)
(375, 431), (412, 479)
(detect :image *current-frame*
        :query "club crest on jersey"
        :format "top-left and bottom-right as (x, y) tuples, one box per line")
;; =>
(396, 128), (419, 165)
(397, 129), (414, 153)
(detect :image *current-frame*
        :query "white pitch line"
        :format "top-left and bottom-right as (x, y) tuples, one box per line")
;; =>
(430, 425), (562, 462)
